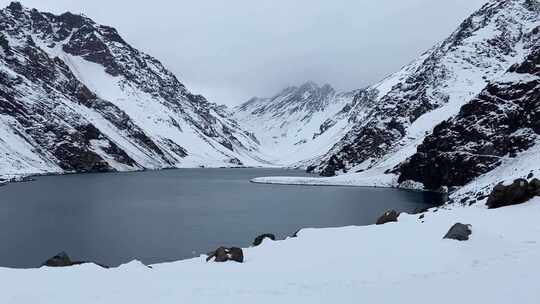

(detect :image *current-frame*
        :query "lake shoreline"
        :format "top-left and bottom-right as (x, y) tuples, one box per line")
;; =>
(1, 198), (538, 303)
(0, 165), (294, 187)
(0, 168), (439, 268)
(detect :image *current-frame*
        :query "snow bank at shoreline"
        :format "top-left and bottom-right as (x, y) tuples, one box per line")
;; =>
(252, 168), (399, 188)
(1, 198), (539, 303)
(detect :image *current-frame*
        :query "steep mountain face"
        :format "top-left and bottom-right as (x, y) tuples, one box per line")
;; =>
(398, 35), (540, 190)
(234, 81), (361, 166)
(312, 0), (540, 177)
(0, 2), (264, 176)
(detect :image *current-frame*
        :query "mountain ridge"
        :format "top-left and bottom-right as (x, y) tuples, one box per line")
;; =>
(0, 1), (267, 177)
(234, 80), (360, 166)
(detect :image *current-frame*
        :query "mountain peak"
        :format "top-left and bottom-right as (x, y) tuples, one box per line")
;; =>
(7, 2), (22, 11)
(57, 11), (93, 28)
(298, 81), (334, 91)
(300, 80), (317, 88)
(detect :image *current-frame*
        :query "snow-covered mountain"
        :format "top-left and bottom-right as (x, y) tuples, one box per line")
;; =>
(240, 0), (539, 185)
(314, 0), (540, 177)
(398, 33), (540, 191)
(0, 2), (267, 177)
(234, 81), (360, 166)
(1, 0), (539, 188)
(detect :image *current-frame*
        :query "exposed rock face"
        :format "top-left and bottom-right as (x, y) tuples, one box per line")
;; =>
(486, 178), (540, 209)
(376, 210), (400, 225)
(253, 234), (276, 246)
(0, 2), (263, 176)
(443, 223), (472, 241)
(206, 247), (244, 263)
(398, 33), (540, 190)
(313, 0), (539, 177)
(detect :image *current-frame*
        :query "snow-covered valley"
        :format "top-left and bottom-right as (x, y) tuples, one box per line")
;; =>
(0, 0), (540, 302)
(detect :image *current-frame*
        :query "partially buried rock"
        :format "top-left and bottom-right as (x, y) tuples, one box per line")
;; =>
(42, 251), (109, 268)
(206, 247), (244, 263)
(443, 223), (472, 241)
(291, 229), (302, 238)
(376, 210), (400, 225)
(253, 234), (276, 246)
(486, 178), (537, 209)
(43, 251), (79, 267)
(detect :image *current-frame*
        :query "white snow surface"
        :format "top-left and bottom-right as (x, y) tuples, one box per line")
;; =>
(1, 197), (539, 303)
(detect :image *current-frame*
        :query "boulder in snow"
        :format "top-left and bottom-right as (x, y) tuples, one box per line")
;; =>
(443, 223), (472, 241)
(253, 234), (276, 246)
(486, 179), (537, 209)
(43, 251), (74, 267)
(41, 251), (94, 267)
(376, 210), (400, 225)
(206, 247), (244, 263)
(42, 251), (109, 268)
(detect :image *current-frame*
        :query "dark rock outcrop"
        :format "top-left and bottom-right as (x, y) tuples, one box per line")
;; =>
(376, 210), (400, 225)
(253, 234), (276, 246)
(206, 247), (244, 263)
(443, 223), (472, 241)
(486, 178), (540, 209)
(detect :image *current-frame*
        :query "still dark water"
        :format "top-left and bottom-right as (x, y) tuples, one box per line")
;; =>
(0, 168), (441, 268)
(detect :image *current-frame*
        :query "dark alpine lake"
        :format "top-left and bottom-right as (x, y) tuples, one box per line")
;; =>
(0, 168), (441, 268)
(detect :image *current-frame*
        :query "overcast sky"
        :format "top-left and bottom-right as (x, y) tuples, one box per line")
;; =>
(4, 0), (487, 105)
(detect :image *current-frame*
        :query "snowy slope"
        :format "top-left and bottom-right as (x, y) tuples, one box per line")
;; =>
(0, 2), (266, 178)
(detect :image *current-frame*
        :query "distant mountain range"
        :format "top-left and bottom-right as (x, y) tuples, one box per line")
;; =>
(1, 0), (539, 194)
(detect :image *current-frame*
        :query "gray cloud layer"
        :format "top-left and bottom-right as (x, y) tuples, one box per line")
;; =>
(4, 0), (487, 105)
